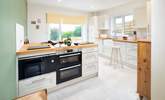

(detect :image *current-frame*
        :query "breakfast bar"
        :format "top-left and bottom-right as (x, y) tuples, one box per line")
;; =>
(98, 37), (151, 100)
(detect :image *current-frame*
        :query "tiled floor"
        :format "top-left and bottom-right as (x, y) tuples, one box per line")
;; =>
(48, 57), (139, 100)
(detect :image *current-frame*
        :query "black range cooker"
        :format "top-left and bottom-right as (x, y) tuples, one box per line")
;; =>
(18, 51), (82, 84)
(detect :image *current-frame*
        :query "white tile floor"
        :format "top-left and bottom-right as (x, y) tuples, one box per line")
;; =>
(49, 57), (139, 100)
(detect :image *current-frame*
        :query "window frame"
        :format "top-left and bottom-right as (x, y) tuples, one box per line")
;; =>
(113, 14), (134, 36)
(48, 22), (83, 41)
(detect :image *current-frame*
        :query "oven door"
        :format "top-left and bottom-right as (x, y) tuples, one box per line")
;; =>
(59, 52), (81, 67)
(19, 57), (45, 80)
(57, 64), (82, 84)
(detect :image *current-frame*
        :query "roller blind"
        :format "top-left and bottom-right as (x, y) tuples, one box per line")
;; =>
(46, 13), (86, 24)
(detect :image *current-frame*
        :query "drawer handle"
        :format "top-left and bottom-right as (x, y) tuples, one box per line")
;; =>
(32, 78), (46, 84)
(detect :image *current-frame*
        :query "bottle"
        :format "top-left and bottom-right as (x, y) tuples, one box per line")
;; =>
(24, 38), (29, 44)
(133, 31), (137, 40)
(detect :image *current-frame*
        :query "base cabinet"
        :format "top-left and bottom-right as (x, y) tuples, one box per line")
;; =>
(19, 72), (56, 96)
(137, 41), (151, 100)
(82, 47), (98, 77)
(18, 47), (99, 96)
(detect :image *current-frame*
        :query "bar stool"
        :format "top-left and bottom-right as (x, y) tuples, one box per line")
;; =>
(110, 44), (123, 68)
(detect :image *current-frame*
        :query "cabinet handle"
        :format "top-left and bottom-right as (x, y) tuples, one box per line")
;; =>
(32, 78), (46, 84)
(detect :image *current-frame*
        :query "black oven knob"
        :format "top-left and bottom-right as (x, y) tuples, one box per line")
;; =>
(51, 59), (55, 63)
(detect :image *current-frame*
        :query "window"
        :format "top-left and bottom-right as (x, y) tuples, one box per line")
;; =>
(47, 13), (85, 42)
(113, 15), (134, 36)
(49, 23), (82, 42)
(114, 17), (124, 35)
(49, 24), (60, 41)
(124, 15), (134, 35)
(61, 24), (82, 42)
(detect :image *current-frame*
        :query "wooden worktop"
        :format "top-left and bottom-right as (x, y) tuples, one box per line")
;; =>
(16, 43), (98, 56)
(97, 37), (151, 43)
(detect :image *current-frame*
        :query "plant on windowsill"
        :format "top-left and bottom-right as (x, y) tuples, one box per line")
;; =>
(64, 37), (72, 46)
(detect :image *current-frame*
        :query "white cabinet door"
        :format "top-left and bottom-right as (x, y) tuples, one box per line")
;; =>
(82, 47), (98, 54)
(134, 7), (147, 28)
(46, 72), (56, 89)
(98, 15), (110, 30)
(19, 72), (56, 96)
(82, 52), (98, 64)
(82, 51), (98, 76)
(83, 63), (98, 76)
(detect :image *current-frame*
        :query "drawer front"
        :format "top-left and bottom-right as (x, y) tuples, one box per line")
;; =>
(82, 52), (98, 64)
(82, 47), (98, 53)
(44, 72), (56, 88)
(83, 63), (98, 76)
(19, 72), (56, 96)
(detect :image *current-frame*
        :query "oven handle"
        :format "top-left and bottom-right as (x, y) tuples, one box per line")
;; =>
(59, 53), (81, 58)
(60, 64), (81, 71)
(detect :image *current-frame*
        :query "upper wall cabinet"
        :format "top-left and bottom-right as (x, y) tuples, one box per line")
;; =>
(134, 7), (148, 29)
(88, 16), (98, 42)
(98, 15), (110, 30)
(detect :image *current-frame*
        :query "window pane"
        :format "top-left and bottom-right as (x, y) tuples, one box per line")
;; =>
(125, 15), (133, 22)
(61, 24), (82, 42)
(114, 17), (123, 35)
(49, 24), (60, 41)
(115, 17), (123, 24)
(124, 15), (134, 36)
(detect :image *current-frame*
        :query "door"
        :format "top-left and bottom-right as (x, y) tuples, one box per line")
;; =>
(59, 52), (82, 67)
(19, 57), (45, 80)
(57, 64), (82, 84)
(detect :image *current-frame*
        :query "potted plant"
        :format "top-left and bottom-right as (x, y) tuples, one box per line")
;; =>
(64, 37), (72, 46)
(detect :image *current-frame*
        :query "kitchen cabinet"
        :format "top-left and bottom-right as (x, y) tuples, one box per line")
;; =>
(98, 15), (110, 30)
(82, 47), (98, 76)
(134, 7), (148, 29)
(137, 41), (151, 100)
(19, 72), (56, 96)
(17, 44), (99, 96)
(88, 16), (98, 42)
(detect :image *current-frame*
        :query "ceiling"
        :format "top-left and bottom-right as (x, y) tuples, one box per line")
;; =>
(28, 0), (143, 12)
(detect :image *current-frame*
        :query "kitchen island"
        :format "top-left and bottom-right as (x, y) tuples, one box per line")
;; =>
(98, 37), (151, 100)
(16, 43), (98, 96)
(97, 37), (150, 69)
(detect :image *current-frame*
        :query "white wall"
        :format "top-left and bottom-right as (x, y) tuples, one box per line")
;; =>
(152, 0), (165, 100)
(97, 1), (146, 17)
(27, 3), (90, 42)
(95, 0), (148, 38)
